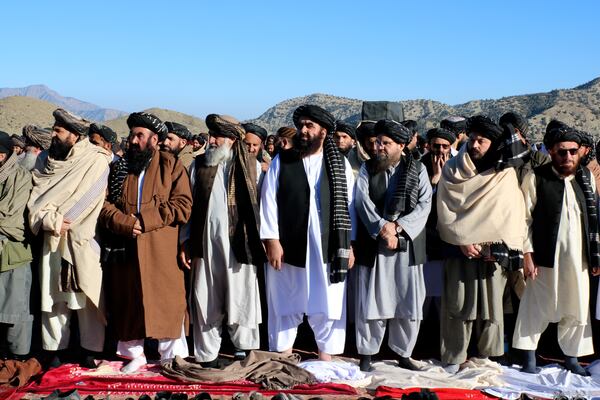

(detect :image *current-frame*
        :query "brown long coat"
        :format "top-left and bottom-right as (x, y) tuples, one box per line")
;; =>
(100, 150), (192, 341)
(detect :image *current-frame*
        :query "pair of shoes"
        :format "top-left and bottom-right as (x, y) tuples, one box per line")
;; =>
(155, 391), (188, 400)
(191, 394), (212, 400)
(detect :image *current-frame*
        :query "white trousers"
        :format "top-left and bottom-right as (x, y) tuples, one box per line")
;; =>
(117, 323), (189, 361)
(42, 301), (105, 352)
(268, 312), (346, 355)
(194, 320), (259, 362)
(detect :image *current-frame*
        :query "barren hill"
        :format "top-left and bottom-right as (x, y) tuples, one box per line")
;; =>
(0, 96), (56, 134)
(104, 108), (208, 138)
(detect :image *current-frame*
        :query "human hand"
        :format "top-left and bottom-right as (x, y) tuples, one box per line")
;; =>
(264, 239), (284, 270)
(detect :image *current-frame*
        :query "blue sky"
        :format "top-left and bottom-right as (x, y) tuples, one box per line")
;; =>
(1, 0), (599, 120)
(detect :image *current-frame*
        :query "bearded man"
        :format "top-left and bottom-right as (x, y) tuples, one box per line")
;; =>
(334, 121), (362, 176)
(260, 105), (356, 360)
(0, 132), (34, 360)
(89, 123), (119, 164)
(180, 114), (265, 366)
(99, 112), (192, 373)
(353, 120), (432, 371)
(20, 125), (52, 172)
(162, 121), (195, 169)
(436, 116), (526, 373)
(28, 109), (111, 368)
(513, 125), (599, 376)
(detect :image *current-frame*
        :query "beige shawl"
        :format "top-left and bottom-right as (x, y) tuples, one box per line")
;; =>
(28, 138), (110, 311)
(436, 145), (526, 250)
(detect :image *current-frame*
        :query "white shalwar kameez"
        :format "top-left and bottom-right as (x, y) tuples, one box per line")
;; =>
(513, 171), (594, 357)
(260, 152), (355, 354)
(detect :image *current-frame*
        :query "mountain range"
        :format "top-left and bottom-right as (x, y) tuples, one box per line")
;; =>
(1, 78), (599, 141)
(0, 85), (126, 122)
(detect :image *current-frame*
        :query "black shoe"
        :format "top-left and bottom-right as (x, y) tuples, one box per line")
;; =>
(170, 394), (188, 400)
(359, 355), (372, 372)
(139, 395), (152, 400)
(564, 356), (590, 376)
(155, 391), (172, 400)
(521, 350), (536, 374)
(45, 353), (63, 369)
(80, 355), (98, 369)
(191, 394), (212, 400)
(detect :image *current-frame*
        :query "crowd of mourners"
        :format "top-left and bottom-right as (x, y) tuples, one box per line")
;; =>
(1, 102), (600, 380)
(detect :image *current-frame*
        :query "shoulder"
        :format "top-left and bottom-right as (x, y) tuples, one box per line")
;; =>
(531, 150), (551, 167)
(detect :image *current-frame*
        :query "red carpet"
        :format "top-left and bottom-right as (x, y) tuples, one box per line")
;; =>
(15, 361), (358, 397)
(375, 386), (496, 399)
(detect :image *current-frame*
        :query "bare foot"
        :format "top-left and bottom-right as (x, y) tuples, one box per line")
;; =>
(318, 351), (332, 361)
(281, 348), (293, 355)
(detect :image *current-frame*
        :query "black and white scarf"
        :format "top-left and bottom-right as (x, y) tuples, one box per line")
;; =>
(495, 123), (531, 171)
(107, 157), (129, 204)
(575, 165), (600, 269)
(323, 133), (352, 284)
(385, 153), (420, 220)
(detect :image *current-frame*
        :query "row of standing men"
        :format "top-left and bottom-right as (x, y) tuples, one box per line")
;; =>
(0, 105), (598, 377)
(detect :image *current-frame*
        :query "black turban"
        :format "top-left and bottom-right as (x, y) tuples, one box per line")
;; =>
(374, 119), (412, 144)
(335, 120), (356, 140)
(426, 128), (456, 144)
(544, 125), (582, 149)
(89, 123), (117, 144)
(466, 115), (504, 142)
(546, 119), (569, 136)
(242, 123), (268, 142)
(292, 105), (335, 132)
(11, 134), (25, 149)
(22, 125), (52, 150)
(401, 119), (418, 134)
(127, 112), (169, 141)
(205, 114), (245, 139)
(579, 130), (594, 147)
(0, 131), (12, 154)
(440, 116), (467, 134)
(499, 112), (529, 137)
(53, 108), (90, 136)
(165, 121), (192, 141)
(356, 121), (377, 143)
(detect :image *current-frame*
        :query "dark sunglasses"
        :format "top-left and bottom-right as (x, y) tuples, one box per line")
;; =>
(431, 143), (450, 149)
(556, 148), (579, 157)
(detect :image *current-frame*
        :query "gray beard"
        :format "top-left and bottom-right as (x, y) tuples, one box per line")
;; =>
(19, 151), (38, 171)
(204, 144), (233, 167)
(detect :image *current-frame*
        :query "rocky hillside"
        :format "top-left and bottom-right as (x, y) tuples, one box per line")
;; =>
(251, 77), (600, 141)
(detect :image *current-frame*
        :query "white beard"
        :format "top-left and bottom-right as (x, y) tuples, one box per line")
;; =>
(204, 142), (233, 167)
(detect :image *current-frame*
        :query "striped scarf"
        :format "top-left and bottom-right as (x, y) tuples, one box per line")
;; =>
(0, 152), (18, 184)
(575, 165), (600, 269)
(107, 157), (129, 204)
(385, 153), (420, 221)
(495, 123), (531, 171)
(323, 133), (352, 283)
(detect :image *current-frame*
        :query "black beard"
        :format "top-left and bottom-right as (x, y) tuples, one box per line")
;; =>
(48, 138), (73, 161)
(127, 145), (154, 175)
(293, 134), (321, 156)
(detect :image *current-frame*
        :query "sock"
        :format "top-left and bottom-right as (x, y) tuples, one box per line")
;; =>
(564, 356), (589, 376)
(359, 355), (372, 372)
(120, 355), (147, 374)
(521, 350), (536, 374)
(397, 356), (420, 371)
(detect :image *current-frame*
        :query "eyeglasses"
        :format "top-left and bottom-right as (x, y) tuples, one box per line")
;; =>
(556, 148), (579, 157)
(431, 143), (450, 149)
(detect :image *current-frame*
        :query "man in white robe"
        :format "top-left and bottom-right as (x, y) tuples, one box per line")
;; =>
(28, 109), (110, 368)
(354, 119), (432, 371)
(513, 125), (600, 376)
(260, 105), (356, 361)
(181, 114), (265, 366)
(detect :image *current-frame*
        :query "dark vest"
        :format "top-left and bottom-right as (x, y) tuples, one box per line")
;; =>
(355, 160), (427, 267)
(189, 154), (264, 265)
(277, 150), (330, 268)
(531, 163), (590, 268)
(189, 155), (218, 259)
